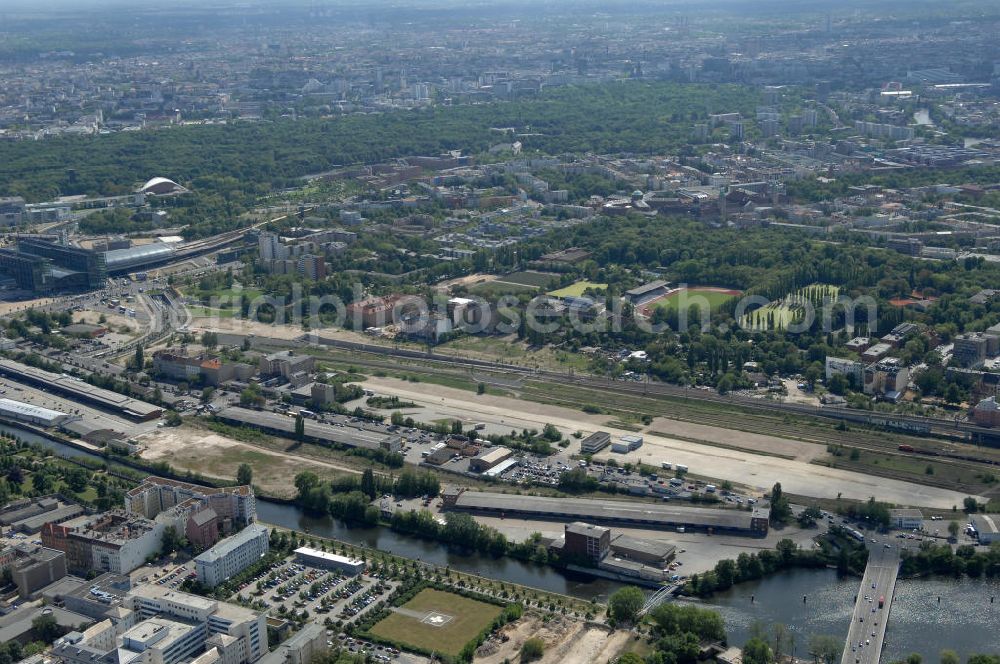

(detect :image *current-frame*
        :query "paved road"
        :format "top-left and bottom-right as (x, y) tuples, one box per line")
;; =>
(842, 545), (900, 664)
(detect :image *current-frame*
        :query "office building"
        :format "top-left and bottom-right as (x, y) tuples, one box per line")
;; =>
(55, 584), (268, 664)
(953, 333), (991, 369)
(293, 547), (365, 575)
(195, 525), (270, 588)
(580, 431), (611, 454)
(15, 238), (107, 290)
(0, 196), (25, 226)
(257, 624), (326, 664)
(562, 522), (610, 564)
(127, 585), (268, 663)
(258, 351), (314, 380)
(0, 544), (67, 598)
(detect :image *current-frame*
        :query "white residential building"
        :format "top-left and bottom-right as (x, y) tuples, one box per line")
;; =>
(195, 524), (270, 588)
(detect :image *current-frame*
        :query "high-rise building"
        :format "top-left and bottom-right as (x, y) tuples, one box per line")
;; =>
(258, 232), (288, 261)
(296, 254), (326, 280)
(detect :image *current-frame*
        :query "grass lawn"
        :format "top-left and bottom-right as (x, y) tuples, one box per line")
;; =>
(547, 280), (607, 298)
(653, 287), (740, 313)
(369, 588), (502, 657)
(495, 270), (560, 289)
(468, 280), (537, 298)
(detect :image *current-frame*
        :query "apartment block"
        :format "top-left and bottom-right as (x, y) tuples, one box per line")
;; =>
(41, 511), (165, 575)
(195, 525), (270, 588)
(125, 477), (256, 529)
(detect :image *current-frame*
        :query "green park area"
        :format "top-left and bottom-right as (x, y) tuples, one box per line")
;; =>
(368, 588), (503, 657)
(740, 283), (840, 331)
(547, 280), (607, 298)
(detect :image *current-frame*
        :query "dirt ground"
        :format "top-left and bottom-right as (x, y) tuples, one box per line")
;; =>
(0, 296), (58, 316)
(76, 308), (142, 334)
(140, 427), (359, 497)
(361, 376), (975, 508)
(475, 613), (631, 664)
(190, 316), (313, 341)
(433, 273), (497, 293)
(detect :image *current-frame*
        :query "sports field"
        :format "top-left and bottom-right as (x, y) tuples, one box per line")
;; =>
(642, 286), (741, 316)
(547, 280), (607, 298)
(368, 588), (502, 657)
(497, 270), (560, 289)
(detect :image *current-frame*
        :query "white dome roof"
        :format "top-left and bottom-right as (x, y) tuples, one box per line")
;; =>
(138, 177), (186, 194)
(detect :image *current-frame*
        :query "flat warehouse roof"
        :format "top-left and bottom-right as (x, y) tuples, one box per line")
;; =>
(452, 491), (767, 531)
(217, 407), (388, 450)
(0, 359), (161, 420)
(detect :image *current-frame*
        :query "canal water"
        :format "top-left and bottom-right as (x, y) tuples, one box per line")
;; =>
(18, 426), (1000, 655)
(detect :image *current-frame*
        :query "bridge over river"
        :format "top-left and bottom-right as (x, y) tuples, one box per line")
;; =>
(842, 547), (901, 664)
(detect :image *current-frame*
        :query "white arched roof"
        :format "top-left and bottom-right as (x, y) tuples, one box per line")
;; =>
(138, 177), (186, 194)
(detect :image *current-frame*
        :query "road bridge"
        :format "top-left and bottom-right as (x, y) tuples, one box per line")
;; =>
(842, 546), (900, 664)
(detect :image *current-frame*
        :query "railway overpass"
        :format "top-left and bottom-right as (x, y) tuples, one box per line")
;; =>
(842, 547), (901, 664)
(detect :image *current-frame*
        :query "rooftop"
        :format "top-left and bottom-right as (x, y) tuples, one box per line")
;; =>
(194, 524), (268, 565)
(452, 491), (768, 531)
(294, 547), (363, 566)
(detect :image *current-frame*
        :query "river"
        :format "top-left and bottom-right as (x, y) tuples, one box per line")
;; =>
(17, 425), (1000, 656)
(685, 568), (1000, 660)
(913, 109), (933, 126)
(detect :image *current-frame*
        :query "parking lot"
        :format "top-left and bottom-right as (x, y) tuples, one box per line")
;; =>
(230, 555), (405, 661)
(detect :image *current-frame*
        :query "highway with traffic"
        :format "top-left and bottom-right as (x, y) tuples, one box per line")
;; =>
(842, 545), (901, 664)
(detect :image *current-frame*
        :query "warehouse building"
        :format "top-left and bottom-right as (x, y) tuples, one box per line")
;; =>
(468, 446), (513, 473)
(609, 534), (676, 566)
(293, 547), (365, 575)
(0, 495), (84, 534)
(580, 431), (611, 454)
(889, 509), (924, 531)
(443, 488), (769, 535)
(611, 434), (643, 453)
(970, 514), (1000, 544)
(216, 407), (390, 453)
(195, 524), (270, 588)
(0, 397), (75, 427)
(0, 359), (162, 421)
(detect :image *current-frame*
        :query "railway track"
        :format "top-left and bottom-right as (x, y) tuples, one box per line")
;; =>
(301, 345), (1000, 476)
